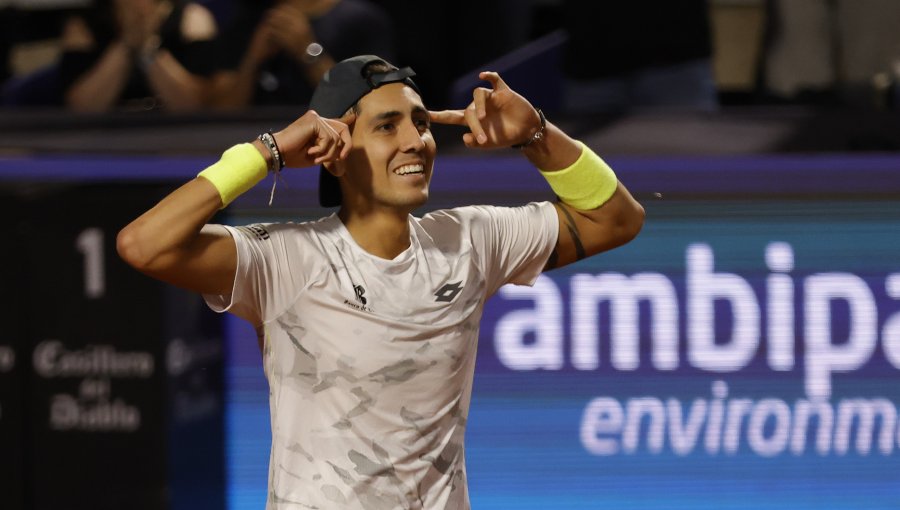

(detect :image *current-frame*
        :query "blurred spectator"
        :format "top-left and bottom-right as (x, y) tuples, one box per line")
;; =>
(762, 0), (839, 104)
(706, 0), (767, 105)
(58, 0), (218, 113)
(763, 0), (900, 108)
(560, 0), (718, 113)
(210, 0), (395, 109)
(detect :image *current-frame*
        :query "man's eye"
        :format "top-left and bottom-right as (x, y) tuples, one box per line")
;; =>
(378, 123), (395, 132)
(415, 119), (430, 130)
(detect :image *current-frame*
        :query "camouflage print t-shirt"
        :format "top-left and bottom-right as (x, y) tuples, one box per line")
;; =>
(205, 203), (558, 510)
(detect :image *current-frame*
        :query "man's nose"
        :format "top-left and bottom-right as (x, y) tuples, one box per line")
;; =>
(399, 121), (426, 152)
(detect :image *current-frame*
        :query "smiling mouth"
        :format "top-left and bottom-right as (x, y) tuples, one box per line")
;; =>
(394, 164), (425, 176)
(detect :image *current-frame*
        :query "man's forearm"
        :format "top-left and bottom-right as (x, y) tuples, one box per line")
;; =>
(521, 121), (583, 172)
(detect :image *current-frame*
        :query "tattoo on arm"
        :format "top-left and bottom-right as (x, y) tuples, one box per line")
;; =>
(545, 245), (560, 270)
(545, 202), (586, 270)
(559, 203), (586, 260)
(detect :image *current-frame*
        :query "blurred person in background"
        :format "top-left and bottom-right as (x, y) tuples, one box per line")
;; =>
(59, 0), (218, 113)
(762, 0), (900, 108)
(210, 0), (395, 108)
(561, 0), (718, 113)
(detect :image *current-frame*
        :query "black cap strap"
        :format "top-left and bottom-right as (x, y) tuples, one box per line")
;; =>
(367, 67), (418, 90)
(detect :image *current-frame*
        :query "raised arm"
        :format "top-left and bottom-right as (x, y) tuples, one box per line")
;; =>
(520, 115), (645, 270)
(429, 72), (645, 270)
(117, 110), (354, 296)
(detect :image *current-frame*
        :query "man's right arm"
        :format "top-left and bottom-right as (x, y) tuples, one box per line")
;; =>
(117, 174), (240, 296)
(117, 110), (354, 296)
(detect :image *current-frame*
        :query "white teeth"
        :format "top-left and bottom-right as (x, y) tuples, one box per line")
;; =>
(395, 164), (424, 175)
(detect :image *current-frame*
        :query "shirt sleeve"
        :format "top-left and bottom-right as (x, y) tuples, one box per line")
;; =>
(202, 223), (312, 326)
(456, 202), (559, 296)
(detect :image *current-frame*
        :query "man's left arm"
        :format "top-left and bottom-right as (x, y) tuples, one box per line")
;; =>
(430, 71), (645, 271)
(521, 119), (644, 270)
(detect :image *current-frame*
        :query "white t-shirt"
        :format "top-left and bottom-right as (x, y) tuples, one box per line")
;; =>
(205, 202), (558, 510)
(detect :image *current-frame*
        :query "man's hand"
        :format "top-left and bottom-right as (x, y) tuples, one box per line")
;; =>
(114, 0), (166, 51)
(429, 71), (542, 149)
(266, 3), (316, 62)
(273, 110), (355, 168)
(246, 4), (314, 65)
(246, 19), (279, 64)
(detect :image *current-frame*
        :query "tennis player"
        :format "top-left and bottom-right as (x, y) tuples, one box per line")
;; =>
(118, 55), (644, 509)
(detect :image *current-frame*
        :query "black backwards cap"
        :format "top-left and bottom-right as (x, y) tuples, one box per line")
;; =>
(310, 55), (419, 207)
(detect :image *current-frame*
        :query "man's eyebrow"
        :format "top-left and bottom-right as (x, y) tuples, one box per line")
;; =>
(369, 106), (429, 125)
(369, 110), (402, 124)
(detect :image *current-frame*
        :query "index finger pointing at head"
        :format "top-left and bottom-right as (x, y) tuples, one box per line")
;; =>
(338, 110), (356, 127)
(325, 116), (354, 159)
(479, 71), (508, 91)
(429, 109), (466, 126)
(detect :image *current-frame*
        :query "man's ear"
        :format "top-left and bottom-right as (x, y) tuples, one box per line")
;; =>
(323, 159), (346, 177)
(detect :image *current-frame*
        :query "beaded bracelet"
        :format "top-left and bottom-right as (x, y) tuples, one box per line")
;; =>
(257, 131), (285, 172)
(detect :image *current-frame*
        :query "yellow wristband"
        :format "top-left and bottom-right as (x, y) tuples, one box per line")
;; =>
(198, 143), (268, 208)
(538, 141), (617, 210)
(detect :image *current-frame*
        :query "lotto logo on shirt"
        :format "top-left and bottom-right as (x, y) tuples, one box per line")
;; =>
(435, 281), (464, 303)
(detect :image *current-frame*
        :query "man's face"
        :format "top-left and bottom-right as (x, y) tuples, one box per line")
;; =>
(335, 83), (436, 213)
